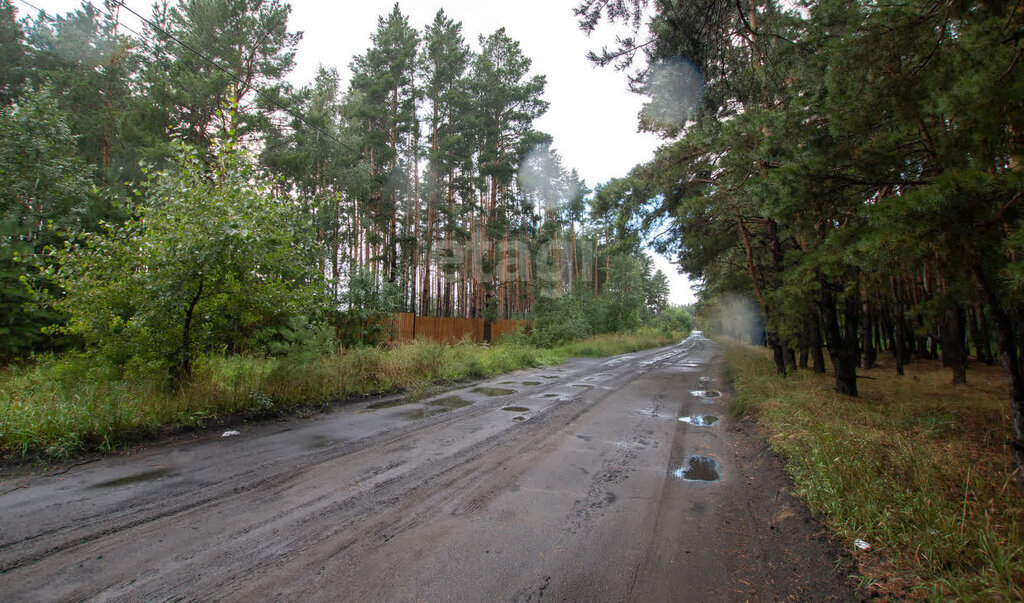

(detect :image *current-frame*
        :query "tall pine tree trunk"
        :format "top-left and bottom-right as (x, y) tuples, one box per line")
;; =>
(941, 306), (968, 385)
(811, 308), (826, 374)
(861, 298), (876, 368)
(975, 263), (1024, 488)
(818, 275), (859, 396)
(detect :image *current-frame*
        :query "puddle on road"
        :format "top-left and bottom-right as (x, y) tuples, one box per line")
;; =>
(679, 415), (720, 427)
(428, 396), (472, 409)
(571, 384), (593, 389)
(512, 416), (525, 421)
(307, 434), (336, 449)
(540, 393), (560, 398)
(473, 387), (517, 397)
(540, 375), (561, 379)
(673, 456), (721, 482)
(690, 390), (721, 398)
(402, 407), (451, 420)
(500, 381), (517, 385)
(502, 406), (530, 412)
(521, 381), (542, 386)
(367, 398), (414, 410)
(91, 468), (175, 489)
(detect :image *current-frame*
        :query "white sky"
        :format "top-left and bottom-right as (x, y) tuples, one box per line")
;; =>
(23, 0), (698, 305)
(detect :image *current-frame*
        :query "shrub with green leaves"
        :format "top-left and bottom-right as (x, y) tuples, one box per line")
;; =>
(651, 306), (693, 334)
(0, 86), (99, 363)
(45, 125), (328, 381)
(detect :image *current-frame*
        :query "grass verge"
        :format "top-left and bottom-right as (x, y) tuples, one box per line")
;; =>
(0, 328), (682, 461)
(720, 337), (1024, 599)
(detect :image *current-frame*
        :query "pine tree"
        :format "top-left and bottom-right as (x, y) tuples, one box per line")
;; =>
(262, 66), (365, 299)
(471, 28), (548, 317)
(420, 9), (472, 316)
(348, 3), (419, 292)
(25, 1), (142, 186)
(139, 0), (301, 154)
(0, 0), (27, 106)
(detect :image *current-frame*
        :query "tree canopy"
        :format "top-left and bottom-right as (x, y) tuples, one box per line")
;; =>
(579, 0), (1024, 477)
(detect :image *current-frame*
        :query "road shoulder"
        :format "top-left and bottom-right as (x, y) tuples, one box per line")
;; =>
(718, 361), (863, 601)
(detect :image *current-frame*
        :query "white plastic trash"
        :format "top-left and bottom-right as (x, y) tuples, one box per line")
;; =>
(221, 430), (241, 438)
(854, 539), (871, 551)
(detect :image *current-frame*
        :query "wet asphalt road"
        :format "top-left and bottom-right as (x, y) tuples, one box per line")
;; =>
(0, 334), (855, 601)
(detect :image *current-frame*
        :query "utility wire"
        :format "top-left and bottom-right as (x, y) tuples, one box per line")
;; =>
(15, 0), (143, 40)
(105, 0), (361, 156)
(13, 0), (359, 157)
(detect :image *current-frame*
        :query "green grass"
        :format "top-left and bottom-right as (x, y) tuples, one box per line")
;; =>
(720, 338), (1024, 600)
(0, 329), (682, 461)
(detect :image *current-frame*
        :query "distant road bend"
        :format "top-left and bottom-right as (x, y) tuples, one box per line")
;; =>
(0, 333), (855, 601)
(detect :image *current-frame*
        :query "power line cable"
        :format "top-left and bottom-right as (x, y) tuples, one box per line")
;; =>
(105, 0), (362, 156)
(12, 0), (359, 157)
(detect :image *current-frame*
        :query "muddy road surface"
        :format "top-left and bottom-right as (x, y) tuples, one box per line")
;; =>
(0, 334), (856, 601)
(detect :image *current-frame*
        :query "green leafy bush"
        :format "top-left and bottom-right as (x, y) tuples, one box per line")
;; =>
(45, 124), (327, 381)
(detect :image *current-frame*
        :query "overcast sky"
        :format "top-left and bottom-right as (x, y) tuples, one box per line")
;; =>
(23, 0), (698, 305)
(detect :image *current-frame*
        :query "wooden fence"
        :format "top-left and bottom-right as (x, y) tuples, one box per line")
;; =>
(388, 313), (529, 344)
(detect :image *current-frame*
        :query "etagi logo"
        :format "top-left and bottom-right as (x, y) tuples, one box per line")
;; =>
(432, 235), (596, 296)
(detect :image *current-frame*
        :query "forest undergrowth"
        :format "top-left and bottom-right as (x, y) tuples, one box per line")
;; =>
(721, 338), (1024, 600)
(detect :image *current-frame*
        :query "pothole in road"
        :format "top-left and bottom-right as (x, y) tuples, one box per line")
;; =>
(502, 406), (530, 412)
(367, 398), (414, 410)
(690, 390), (721, 398)
(539, 393), (561, 398)
(91, 468), (176, 489)
(571, 384), (593, 389)
(402, 407), (451, 420)
(473, 387), (517, 397)
(428, 396), (472, 409)
(540, 375), (561, 379)
(307, 434), (336, 449)
(521, 381), (542, 386)
(673, 456), (721, 482)
(679, 415), (720, 426)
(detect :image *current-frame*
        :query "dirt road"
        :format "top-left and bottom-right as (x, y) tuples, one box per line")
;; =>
(0, 334), (856, 601)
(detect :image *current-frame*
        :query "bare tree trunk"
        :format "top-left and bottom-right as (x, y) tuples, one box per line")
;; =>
(810, 309), (825, 374)
(176, 276), (204, 383)
(975, 264), (1024, 489)
(799, 317), (811, 369)
(942, 306), (968, 384)
(819, 274), (858, 396)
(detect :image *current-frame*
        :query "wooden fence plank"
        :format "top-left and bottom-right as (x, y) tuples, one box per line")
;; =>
(491, 319), (529, 342)
(386, 314), (530, 345)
